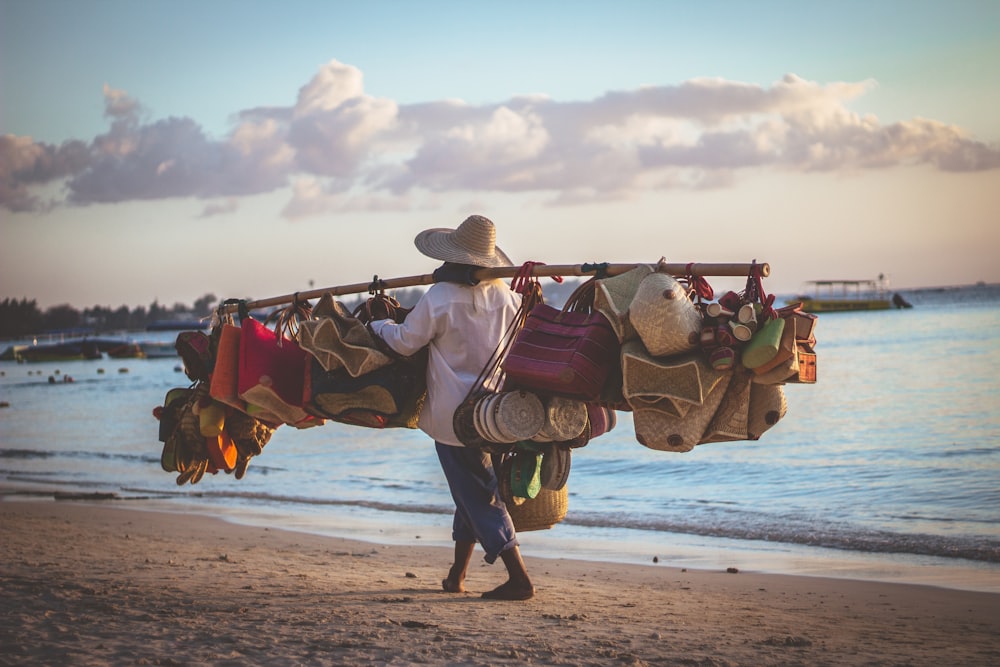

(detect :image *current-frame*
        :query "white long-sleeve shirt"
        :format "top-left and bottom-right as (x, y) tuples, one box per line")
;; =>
(369, 279), (522, 446)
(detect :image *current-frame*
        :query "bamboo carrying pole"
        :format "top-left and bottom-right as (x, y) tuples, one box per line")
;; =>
(226, 261), (770, 314)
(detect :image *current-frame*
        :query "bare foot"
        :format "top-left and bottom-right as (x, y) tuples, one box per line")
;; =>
(481, 580), (534, 601)
(441, 576), (465, 593)
(442, 563), (466, 593)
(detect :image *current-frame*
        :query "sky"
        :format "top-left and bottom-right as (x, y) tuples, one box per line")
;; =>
(2, 0), (999, 310)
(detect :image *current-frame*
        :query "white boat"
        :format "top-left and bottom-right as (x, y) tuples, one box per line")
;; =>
(791, 274), (911, 313)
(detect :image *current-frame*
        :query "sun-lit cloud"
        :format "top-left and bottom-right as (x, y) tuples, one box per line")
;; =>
(2, 61), (997, 217)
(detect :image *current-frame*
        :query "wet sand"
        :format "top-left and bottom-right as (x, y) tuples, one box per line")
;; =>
(2, 500), (999, 666)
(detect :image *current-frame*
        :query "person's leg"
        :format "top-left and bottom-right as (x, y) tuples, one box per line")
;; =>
(481, 545), (534, 600)
(442, 539), (475, 593)
(436, 443), (517, 556)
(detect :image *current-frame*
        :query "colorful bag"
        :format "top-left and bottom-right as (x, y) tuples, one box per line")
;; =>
(502, 279), (619, 401)
(238, 317), (314, 427)
(209, 323), (248, 412)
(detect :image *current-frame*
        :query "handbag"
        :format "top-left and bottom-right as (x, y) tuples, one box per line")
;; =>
(621, 340), (729, 412)
(209, 322), (249, 412)
(298, 292), (394, 377)
(452, 263), (545, 451)
(747, 382), (788, 440)
(501, 278), (620, 401)
(305, 348), (428, 429)
(238, 300), (317, 427)
(305, 289), (428, 429)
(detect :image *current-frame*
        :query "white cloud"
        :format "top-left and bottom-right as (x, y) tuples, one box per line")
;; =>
(2, 66), (997, 215)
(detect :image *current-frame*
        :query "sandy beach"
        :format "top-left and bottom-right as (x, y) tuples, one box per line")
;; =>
(1, 500), (998, 666)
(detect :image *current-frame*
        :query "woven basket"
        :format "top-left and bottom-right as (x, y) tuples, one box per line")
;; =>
(621, 341), (728, 407)
(508, 485), (569, 532)
(628, 271), (703, 357)
(747, 383), (787, 440)
(594, 264), (654, 342)
(701, 368), (752, 443)
(633, 373), (731, 452)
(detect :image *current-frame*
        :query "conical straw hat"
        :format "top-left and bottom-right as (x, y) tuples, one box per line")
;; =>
(628, 271), (703, 357)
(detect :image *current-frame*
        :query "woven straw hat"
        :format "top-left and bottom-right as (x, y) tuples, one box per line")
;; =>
(533, 395), (588, 443)
(628, 271), (703, 357)
(493, 390), (545, 441)
(414, 215), (513, 268)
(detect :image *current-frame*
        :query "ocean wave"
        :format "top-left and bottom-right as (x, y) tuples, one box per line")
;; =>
(106, 486), (1000, 565)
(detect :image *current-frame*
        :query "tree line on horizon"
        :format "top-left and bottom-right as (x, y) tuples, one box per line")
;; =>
(0, 294), (218, 340)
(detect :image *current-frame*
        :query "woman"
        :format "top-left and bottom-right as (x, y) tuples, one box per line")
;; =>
(369, 215), (534, 600)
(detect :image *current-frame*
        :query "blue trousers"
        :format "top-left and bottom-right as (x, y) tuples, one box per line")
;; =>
(435, 442), (517, 564)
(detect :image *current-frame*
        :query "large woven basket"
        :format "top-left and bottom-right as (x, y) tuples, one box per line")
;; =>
(508, 485), (568, 532)
(632, 372), (731, 452)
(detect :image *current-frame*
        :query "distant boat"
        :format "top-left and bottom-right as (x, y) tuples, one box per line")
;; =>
(137, 341), (178, 358)
(105, 341), (144, 359)
(146, 319), (207, 331)
(790, 275), (910, 313)
(18, 339), (102, 362)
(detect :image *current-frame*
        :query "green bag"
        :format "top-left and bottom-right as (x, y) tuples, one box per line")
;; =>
(741, 316), (785, 369)
(510, 451), (543, 500)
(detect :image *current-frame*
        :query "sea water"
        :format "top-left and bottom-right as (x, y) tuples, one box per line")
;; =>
(2, 284), (998, 592)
